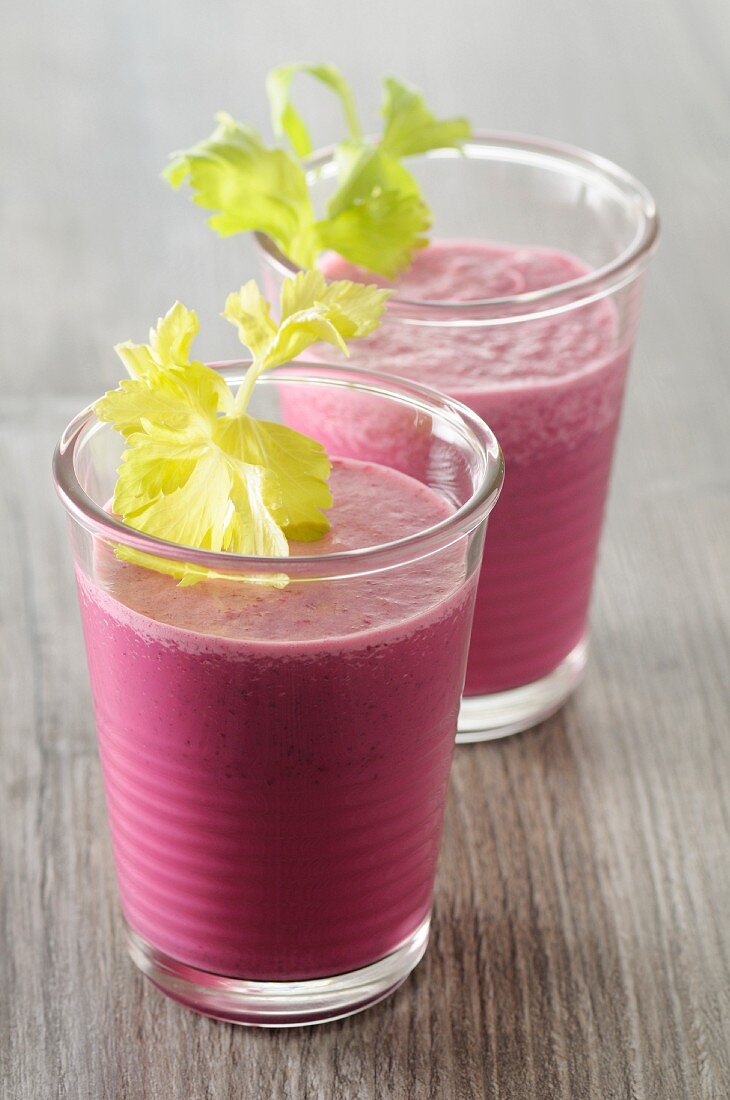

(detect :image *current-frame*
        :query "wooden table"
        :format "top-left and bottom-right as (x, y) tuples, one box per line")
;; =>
(2, 0), (728, 1095)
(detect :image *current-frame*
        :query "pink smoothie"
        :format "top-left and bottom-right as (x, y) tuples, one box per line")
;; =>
(309, 241), (630, 695)
(77, 459), (476, 981)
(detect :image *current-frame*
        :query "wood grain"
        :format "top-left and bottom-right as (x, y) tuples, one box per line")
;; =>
(2, 0), (729, 1096)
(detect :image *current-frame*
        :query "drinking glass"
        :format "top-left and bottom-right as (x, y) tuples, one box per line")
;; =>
(257, 133), (659, 741)
(53, 363), (503, 1025)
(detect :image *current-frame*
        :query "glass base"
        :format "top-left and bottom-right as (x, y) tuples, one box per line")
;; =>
(457, 636), (588, 743)
(124, 915), (430, 1028)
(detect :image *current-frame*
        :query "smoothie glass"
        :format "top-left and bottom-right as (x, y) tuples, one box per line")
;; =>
(53, 364), (503, 1026)
(256, 134), (659, 742)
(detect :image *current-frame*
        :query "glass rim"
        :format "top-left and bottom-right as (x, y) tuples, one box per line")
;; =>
(53, 362), (504, 579)
(255, 129), (660, 318)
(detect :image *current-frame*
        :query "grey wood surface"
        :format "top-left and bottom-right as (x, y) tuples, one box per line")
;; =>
(2, 0), (729, 1096)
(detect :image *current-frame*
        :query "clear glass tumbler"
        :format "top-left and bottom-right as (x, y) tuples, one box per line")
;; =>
(53, 363), (503, 1026)
(256, 133), (659, 742)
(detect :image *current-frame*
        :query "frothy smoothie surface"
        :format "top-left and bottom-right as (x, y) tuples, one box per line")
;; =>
(314, 240), (631, 694)
(78, 458), (476, 980)
(322, 239), (617, 389)
(98, 459), (459, 643)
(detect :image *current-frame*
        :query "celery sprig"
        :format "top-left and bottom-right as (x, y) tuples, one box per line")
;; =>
(94, 275), (389, 584)
(163, 65), (471, 278)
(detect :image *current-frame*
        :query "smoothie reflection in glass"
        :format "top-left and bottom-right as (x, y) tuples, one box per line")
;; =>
(54, 363), (503, 1027)
(258, 135), (659, 741)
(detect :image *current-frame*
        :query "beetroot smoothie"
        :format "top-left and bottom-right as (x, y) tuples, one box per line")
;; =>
(76, 459), (477, 982)
(307, 241), (630, 696)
